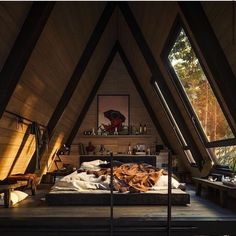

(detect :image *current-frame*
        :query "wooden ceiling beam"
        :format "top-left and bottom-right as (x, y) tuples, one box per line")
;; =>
(66, 41), (118, 146)
(0, 2), (55, 118)
(118, 2), (203, 169)
(116, 42), (173, 150)
(47, 3), (116, 138)
(179, 2), (236, 125)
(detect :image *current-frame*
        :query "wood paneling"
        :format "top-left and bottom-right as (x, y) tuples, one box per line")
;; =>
(66, 42), (118, 146)
(0, 2), (107, 180)
(126, 2), (206, 151)
(6, 2), (105, 125)
(0, 3), (31, 176)
(37, 5), (117, 177)
(2, 2), (235, 180)
(46, 3), (115, 137)
(117, 43), (172, 149)
(0, 2), (31, 70)
(117, 7), (201, 176)
(70, 53), (161, 158)
(202, 2), (236, 77)
(0, 3), (55, 118)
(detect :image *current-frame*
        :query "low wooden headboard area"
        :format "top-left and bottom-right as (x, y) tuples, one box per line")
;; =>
(79, 155), (157, 167)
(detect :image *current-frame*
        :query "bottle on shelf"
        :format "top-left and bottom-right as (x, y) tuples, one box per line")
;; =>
(97, 127), (102, 135)
(146, 147), (151, 155)
(114, 127), (118, 135)
(91, 128), (96, 135)
(139, 123), (143, 134)
(128, 143), (132, 155)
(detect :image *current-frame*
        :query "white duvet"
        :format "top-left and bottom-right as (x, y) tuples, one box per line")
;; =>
(52, 160), (180, 192)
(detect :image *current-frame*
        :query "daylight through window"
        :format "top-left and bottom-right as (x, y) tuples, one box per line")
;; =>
(168, 29), (234, 143)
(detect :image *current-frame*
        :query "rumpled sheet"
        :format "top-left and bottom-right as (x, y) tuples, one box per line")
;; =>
(52, 160), (180, 192)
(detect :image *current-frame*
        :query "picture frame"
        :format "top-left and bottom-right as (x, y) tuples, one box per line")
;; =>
(97, 94), (130, 134)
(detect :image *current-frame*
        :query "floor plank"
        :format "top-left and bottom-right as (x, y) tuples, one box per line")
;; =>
(0, 184), (236, 235)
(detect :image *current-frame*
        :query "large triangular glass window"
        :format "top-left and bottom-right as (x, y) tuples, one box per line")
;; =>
(164, 24), (236, 170)
(168, 29), (234, 143)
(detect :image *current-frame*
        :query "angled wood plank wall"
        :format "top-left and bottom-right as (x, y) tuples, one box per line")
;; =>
(118, 4), (203, 175)
(71, 53), (161, 156)
(198, 2), (236, 129)
(0, 2), (107, 180)
(0, 2), (31, 70)
(39, 5), (117, 174)
(201, 2), (236, 77)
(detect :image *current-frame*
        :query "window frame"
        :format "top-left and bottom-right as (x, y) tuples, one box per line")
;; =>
(151, 78), (197, 167)
(161, 16), (236, 151)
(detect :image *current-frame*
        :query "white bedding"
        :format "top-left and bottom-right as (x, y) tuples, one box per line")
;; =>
(52, 160), (180, 192)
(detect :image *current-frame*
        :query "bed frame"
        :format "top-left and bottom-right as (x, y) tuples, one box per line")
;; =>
(46, 155), (190, 206)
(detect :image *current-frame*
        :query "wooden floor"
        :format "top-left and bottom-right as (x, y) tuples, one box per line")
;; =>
(0, 184), (236, 236)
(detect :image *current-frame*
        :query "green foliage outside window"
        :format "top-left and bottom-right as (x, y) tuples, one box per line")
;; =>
(168, 28), (236, 169)
(168, 29), (234, 142)
(214, 146), (236, 172)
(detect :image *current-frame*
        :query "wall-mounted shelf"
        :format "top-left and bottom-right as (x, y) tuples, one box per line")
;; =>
(77, 135), (153, 138)
(79, 154), (156, 157)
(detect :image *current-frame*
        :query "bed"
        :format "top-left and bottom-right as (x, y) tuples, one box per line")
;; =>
(45, 155), (190, 206)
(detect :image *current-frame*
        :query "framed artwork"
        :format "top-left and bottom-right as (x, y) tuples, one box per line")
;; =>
(97, 95), (130, 134)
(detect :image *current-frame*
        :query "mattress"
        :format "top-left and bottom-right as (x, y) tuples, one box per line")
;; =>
(45, 188), (190, 206)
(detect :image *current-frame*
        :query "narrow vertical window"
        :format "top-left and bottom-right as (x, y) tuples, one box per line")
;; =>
(152, 80), (196, 165)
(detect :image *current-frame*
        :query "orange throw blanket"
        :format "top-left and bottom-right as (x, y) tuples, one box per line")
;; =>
(114, 163), (164, 192)
(87, 163), (164, 193)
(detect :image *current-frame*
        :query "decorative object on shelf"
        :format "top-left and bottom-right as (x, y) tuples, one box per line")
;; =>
(119, 125), (129, 135)
(114, 127), (118, 135)
(97, 95), (130, 135)
(91, 128), (96, 135)
(222, 175), (236, 187)
(139, 123), (143, 134)
(83, 130), (92, 135)
(97, 127), (102, 135)
(86, 142), (96, 155)
(128, 143), (132, 155)
(135, 144), (146, 155)
(99, 144), (106, 155)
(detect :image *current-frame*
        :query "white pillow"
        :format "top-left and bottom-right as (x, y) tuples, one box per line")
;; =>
(13, 190), (28, 202)
(80, 160), (107, 171)
(0, 191), (28, 206)
(10, 192), (19, 205)
(154, 175), (180, 189)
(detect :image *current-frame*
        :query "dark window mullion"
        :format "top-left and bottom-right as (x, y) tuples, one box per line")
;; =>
(205, 138), (236, 148)
(151, 79), (187, 147)
(151, 79), (196, 164)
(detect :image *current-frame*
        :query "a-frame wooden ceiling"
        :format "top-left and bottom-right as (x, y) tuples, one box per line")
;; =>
(0, 1), (235, 179)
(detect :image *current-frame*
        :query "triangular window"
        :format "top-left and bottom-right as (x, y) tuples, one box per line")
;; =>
(163, 22), (236, 170)
(168, 29), (234, 142)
